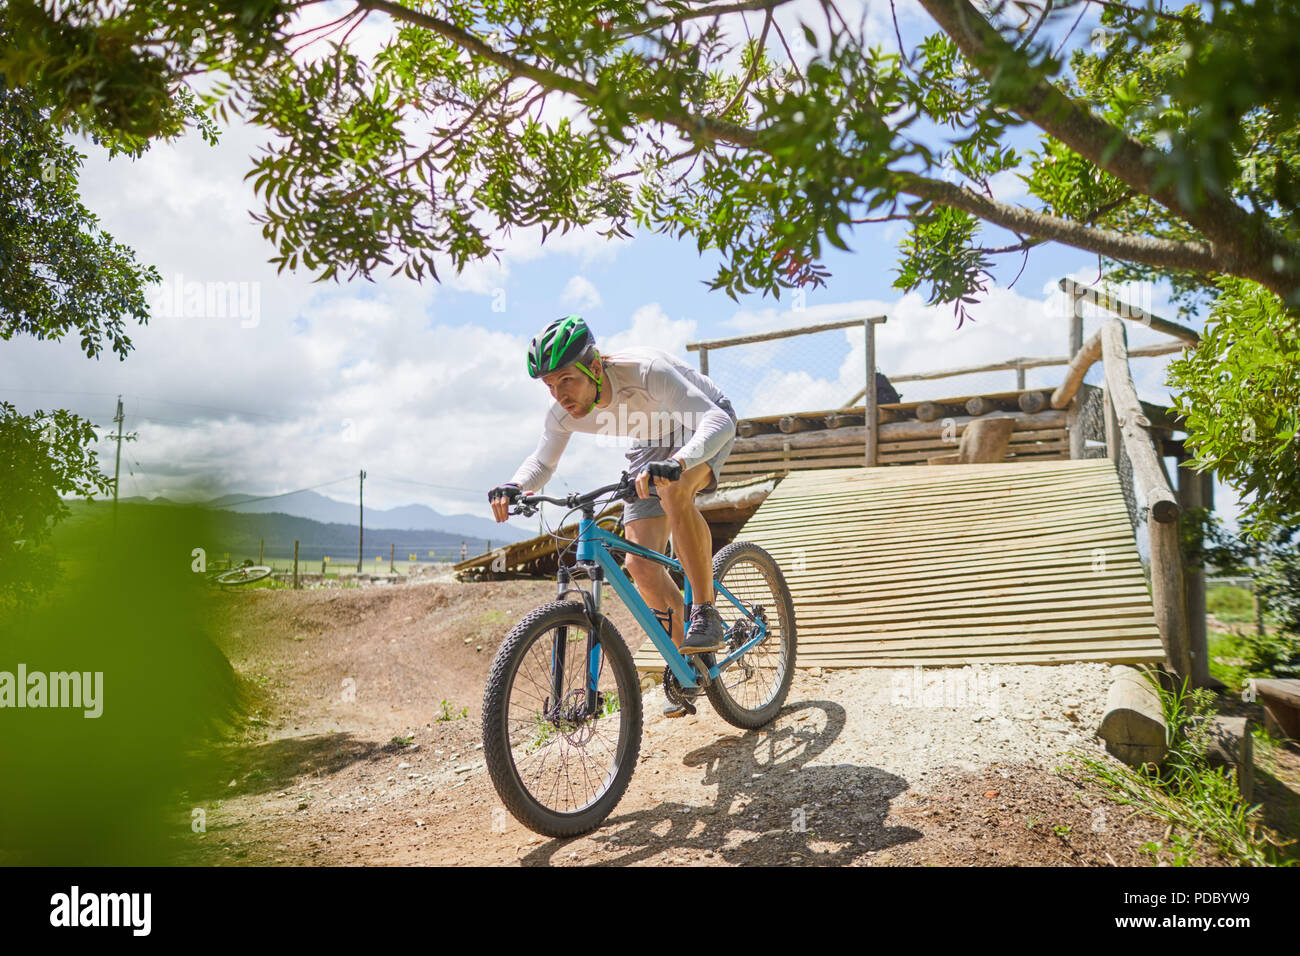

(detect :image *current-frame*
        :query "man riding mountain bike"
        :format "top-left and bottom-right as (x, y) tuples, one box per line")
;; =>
(489, 315), (739, 718)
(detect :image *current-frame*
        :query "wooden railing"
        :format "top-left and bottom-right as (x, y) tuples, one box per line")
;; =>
(1049, 279), (1208, 685)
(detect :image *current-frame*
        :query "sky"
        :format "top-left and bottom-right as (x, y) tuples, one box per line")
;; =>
(3, 0), (1243, 535)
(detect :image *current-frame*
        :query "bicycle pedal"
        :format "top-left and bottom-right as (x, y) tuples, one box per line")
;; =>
(665, 700), (696, 718)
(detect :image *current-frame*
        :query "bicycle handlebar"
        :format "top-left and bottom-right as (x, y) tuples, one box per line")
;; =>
(510, 467), (678, 516)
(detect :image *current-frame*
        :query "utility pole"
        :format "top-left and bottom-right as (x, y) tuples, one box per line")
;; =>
(357, 469), (366, 575)
(112, 396), (124, 532)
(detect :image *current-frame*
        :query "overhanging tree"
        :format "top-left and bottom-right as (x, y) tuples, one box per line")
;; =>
(4, 0), (1297, 301)
(0, 6), (218, 604)
(3, 0), (1298, 520)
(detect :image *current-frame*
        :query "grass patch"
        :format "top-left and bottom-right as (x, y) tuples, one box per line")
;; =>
(1061, 673), (1294, 866)
(436, 699), (467, 722)
(1207, 584), (1255, 622)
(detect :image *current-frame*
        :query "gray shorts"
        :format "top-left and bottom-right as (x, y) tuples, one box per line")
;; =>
(622, 399), (738, 524)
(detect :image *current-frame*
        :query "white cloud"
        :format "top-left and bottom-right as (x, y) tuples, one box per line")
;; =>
(989, 168), (1029, 204)
(559, 275), (603, 312)
(601, 304), (698, 357)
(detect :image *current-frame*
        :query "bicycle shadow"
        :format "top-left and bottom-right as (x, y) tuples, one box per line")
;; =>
(182, 732), (394, 801)
(519, 699), (922, 866)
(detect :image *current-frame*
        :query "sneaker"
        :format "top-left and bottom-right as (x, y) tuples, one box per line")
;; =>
(680, 603), (727, 655)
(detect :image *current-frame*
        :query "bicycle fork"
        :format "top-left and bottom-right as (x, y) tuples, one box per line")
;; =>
(551, 566), (605, 721)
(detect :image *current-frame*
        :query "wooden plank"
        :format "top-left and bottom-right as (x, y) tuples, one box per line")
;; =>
(704, 458), (1163, 667)
(745, 485), (1126, 522)
(798, 594), (1158, 624)
(746, 473), (1122, 509)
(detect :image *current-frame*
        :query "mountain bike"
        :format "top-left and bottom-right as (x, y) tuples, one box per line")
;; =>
(481, 470), (797, 837)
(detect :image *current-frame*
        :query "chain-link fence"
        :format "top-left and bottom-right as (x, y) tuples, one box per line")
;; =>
(694, 322), (873, 420)
(694, 322), (1069, 420)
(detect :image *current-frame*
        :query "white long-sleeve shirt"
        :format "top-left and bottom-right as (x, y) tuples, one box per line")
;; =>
(510, 346), (736, 490)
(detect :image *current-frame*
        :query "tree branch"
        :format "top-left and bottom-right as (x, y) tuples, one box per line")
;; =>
(355, 0), (1299, 298)
(915, 0), (1300, 297)
(898, 172), (1219, 273)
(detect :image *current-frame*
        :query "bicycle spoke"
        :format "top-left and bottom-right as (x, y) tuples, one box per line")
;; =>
(716, 556), (789, 712)
(501, 618), (629, 816)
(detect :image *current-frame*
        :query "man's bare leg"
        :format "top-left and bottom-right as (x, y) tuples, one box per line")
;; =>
(623, 515), (685, 646)
(655, 461), (716, 608)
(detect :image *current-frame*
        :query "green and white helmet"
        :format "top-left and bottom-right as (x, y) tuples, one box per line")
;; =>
(526, 315), (597, 380)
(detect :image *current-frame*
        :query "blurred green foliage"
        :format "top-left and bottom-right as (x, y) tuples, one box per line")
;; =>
(0, 504), (244, 865)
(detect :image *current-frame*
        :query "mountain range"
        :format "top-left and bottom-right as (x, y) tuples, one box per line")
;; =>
(108, 489), (534, 543)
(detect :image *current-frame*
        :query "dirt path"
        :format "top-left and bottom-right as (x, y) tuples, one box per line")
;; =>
(171, 578), (1275, 866)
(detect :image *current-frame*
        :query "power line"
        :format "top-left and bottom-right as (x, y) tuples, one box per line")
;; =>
(4, 388), (297, 423)
(365, 474), (485, 495)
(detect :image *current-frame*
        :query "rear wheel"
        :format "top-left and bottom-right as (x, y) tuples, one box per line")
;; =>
(703, 541), (797, 729)
(482, 602), (642, 837)
(214, 565), (273, 585)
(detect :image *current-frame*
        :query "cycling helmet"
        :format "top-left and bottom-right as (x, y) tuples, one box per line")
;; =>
(526, 315), (598, 383)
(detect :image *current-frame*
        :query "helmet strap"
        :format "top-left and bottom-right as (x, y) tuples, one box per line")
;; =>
(574, 351), (603, 413)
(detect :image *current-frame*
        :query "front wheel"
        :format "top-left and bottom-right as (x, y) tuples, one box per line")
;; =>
(481, 601), (642, 837)
(214, 565), (273, 586)
(704, 541), (797, 729)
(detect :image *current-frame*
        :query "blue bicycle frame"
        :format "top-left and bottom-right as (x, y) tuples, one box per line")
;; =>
(565, 512), (771, 693)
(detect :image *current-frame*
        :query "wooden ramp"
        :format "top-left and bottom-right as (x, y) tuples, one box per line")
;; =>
(634, 458), (1165, 672)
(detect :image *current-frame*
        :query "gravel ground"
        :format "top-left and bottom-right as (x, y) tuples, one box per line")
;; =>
(776, 661), (1114, 781)
(168, 580), (1251, 866)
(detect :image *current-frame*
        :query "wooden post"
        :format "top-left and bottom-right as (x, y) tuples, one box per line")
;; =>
(390, 543), (395, 573)
(293, 539), (300, 590)
(1254, 572), (1264, 637)
(461, 540), (467, 561)
(698, 347), (709, 377)
(1151, 521), (1192, 681)
(1015, 363), (1026, 390)
(1017, 391), (1047, 414)
(321, 558), (326, 576)
(259, 539), (264, 565)
(864, 317), (878, 466)
(1067, 393), (1085, 459)
(1065, 289), (1087, 459)
(1069, 289), (1085, 358)
(1103, 384), (1121, 466)
(1177, 452), (1212, 688)
(1099, 665), (1168, 767)
(357, 469), (365, 574)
